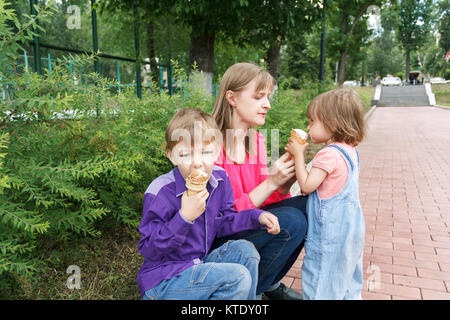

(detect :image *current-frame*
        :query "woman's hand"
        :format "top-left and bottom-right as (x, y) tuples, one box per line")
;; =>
(267, 152), (296, 188)
(259, 211), (280, 234)
(277, 174), (298, 195)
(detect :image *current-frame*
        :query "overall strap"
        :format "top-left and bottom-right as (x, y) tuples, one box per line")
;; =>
(356, 149), (360, 170)
(326, 144), (356, 172)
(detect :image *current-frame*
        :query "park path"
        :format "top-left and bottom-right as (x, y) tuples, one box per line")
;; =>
(281, 106), (450, 300)
(379, 85), (429, 106)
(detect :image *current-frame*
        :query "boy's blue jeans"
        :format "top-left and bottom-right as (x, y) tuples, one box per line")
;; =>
(142, 240), (260, 300)
(211, 196), (308, 295)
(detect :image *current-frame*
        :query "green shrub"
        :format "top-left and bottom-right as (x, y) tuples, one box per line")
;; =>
(0, 1), (216, 293)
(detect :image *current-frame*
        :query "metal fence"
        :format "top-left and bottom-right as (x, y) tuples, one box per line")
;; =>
(26, 0), (176, 99)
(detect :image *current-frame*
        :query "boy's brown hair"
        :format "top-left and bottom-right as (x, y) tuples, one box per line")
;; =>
(165, 108), (220, 151)
(307, 88), (366, 146)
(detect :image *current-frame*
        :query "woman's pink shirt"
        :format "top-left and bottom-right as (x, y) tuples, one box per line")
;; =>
(215, 132), (291, 211)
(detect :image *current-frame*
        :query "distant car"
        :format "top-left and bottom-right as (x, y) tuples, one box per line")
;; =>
(343, 80), (359, 87)
(429, 77), (446, 84)
(381, 76), (402, 86)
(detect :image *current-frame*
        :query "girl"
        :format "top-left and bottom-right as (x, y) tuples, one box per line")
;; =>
(210, 62), (308, 300)
(285, 87), (366, 300)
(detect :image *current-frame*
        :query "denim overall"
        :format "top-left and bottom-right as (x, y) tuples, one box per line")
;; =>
(301, 144), (365, 300)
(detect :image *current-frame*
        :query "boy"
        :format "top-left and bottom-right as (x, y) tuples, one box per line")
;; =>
(137, 108), (280, 300)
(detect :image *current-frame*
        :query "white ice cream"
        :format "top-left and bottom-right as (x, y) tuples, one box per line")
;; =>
(293, 129), (308, 140)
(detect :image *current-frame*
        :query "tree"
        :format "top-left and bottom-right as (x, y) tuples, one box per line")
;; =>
(367, 31), (404, 78)
(159, 0), (256, 95)
(437, 0), (450, 78)
(238, 0), (320, 82)
(159, 0), (320, 94)
(213, 33), (265, 84)
(279, 30), (322, 86)
(325, 0), (383, 84)
(97, 0), (162, 83)
(366, 3), (404, 79)
(421, 39), (444, 77)
(396, 0), (433, 81)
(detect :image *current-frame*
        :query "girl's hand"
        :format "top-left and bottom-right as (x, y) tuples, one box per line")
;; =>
(259, 212), (280, 234)
(285, 137), (309, 158)
(268, 152), (296, 188)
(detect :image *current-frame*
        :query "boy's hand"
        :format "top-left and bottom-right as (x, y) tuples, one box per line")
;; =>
(259, 212), (280, 234)
(180, 189), (209, 222)
(285, 137), (309, 158)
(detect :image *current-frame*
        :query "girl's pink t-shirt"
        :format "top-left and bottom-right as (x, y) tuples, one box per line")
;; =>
(311, 142), (358, 199)
(215, 132), (291, 211)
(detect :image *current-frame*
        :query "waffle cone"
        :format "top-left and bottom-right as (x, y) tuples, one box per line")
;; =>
(186, 180), (207, 196)
(185, 169), (208, 196)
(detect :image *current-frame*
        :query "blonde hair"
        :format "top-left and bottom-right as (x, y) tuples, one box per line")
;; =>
(307, 88), (366, 146)
(211, 62), (275, 154)
(165, 108), (220, 151)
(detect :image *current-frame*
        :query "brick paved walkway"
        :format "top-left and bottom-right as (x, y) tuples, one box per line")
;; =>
(282, 107), (450, 300)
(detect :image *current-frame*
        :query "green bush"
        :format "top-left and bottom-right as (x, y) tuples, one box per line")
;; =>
(0, 1), (216, 293)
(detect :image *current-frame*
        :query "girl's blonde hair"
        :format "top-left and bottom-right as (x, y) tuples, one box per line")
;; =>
(307, 88), (366, 146)
(211, 62), (275, 154)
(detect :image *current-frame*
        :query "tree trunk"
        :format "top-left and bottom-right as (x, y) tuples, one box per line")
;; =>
(405, 47), (411, 83)
(338, 50), (348, 84)
(336, 2), (372, 85)
(146, 20), (159, 84)
(266, 43), (281, 83)
(189, 30), (215, 96)
(442, 54), (448, 79)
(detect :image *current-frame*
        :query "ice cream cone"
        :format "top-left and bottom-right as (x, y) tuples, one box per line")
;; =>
(185, 169), (208, 196)
(290, 128), (308, 145)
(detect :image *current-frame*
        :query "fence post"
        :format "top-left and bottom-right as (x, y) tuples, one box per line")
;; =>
(160, 66), (164, 93)
(30, 0), (41, 74)
(133, 0), (142, 99)
(48, 53), (52, 75)
(117, 61), (121, 94)
(91, 0), (100, 117)
(318, 0), (326, 84)
(168, 63), (173, 95)
(91, 0), (100, 74)
(24, 50), (29, 72)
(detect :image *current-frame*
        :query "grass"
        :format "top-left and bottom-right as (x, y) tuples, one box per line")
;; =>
(351, 86), (376, 112)
(432, 83), (450, 107)
(3, 216), (143, 300)
(3, 85), (376, 300)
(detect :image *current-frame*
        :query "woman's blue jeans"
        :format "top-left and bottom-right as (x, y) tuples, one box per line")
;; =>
(211, 195), (308, 295)
(142, 240), (260, 300)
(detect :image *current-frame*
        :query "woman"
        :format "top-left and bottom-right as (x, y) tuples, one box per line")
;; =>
(210, 62), (308, 300)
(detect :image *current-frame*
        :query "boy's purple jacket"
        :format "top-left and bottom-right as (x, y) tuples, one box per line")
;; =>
(137, 165), (265, 296)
